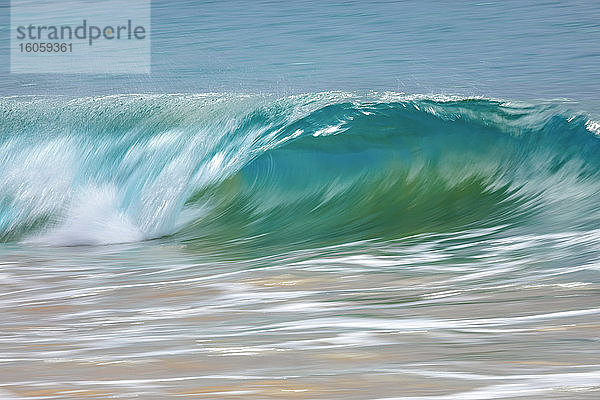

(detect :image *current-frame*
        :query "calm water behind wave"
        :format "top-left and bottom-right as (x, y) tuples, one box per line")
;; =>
(0, 0), (599, 101)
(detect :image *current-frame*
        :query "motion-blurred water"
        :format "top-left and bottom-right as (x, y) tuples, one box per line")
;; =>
(1, 1), (600, 399)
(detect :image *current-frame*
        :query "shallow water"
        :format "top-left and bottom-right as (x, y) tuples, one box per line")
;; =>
(1, 234), (599, 399)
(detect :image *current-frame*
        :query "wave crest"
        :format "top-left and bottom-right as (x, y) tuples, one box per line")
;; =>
(0, 93), (598, 247)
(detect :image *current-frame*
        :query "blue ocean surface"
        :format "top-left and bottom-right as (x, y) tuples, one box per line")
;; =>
(0, 0), (598, 102)
(0, 1), (599, 399)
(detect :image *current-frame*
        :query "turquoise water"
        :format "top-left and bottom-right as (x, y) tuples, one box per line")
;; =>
(1, 93), (600, 248)
(1, 1), (600, 399)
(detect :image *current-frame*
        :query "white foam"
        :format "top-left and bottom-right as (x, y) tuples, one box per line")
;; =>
(585, 119), (600, 136)
(27, 185), (144, 246)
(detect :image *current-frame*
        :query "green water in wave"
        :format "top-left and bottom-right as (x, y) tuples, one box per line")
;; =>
(0, 93), (599, 252)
